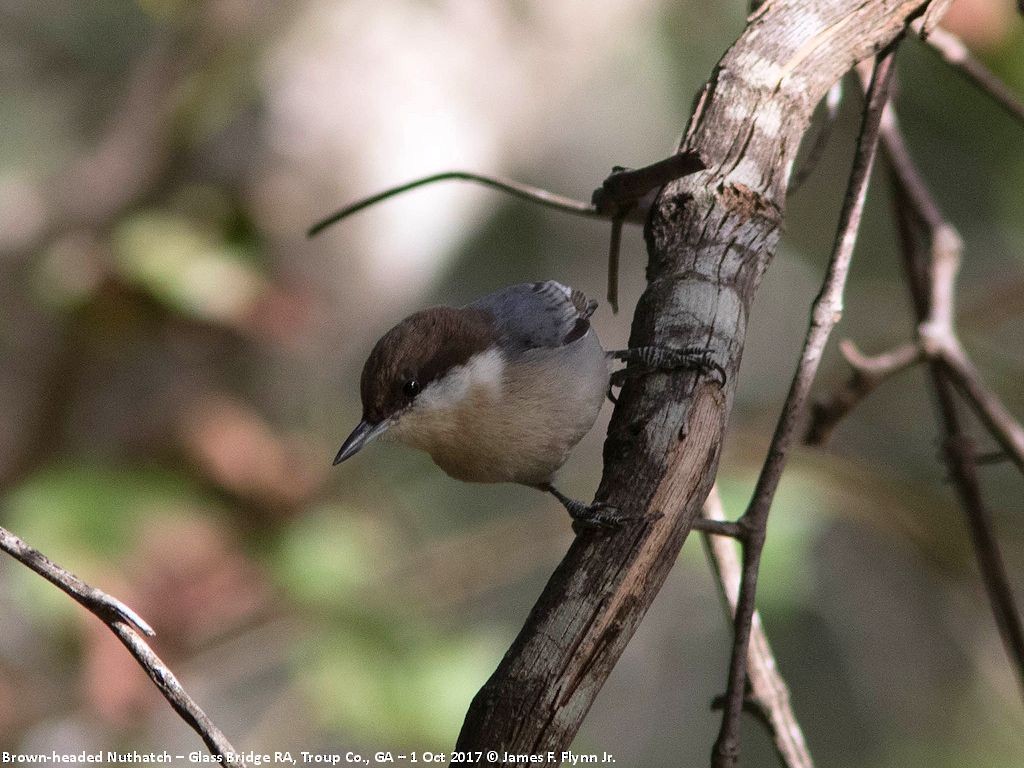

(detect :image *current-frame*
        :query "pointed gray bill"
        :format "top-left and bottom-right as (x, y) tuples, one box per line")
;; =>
(333, 419), (389, 465)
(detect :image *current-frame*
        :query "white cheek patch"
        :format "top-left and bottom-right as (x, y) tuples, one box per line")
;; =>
(389, 347), (504, 447)
(416, 348), (505, 414)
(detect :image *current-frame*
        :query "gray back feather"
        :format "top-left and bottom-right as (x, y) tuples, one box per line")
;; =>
(468, 281), (597, 351)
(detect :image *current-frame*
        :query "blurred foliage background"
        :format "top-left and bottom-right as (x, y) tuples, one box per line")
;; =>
(1, 0), (1022, 765)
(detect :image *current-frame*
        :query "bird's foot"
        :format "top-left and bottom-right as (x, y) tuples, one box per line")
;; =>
(539, 484), (639, 532)
(610, 345), (726, 388)
(567, 501), (631, 532)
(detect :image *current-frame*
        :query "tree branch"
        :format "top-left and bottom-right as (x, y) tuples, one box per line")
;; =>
(935, 346), (1024, 475)
(884, 111), (1024, 697)
(878, 109), (1024, 476)
(453, 3), (947, 765)
(0, 526), (246, 763)
(306, 171), (605, 238)
(712, 49), (898, 768)
(700, 486), (814, 768)
(914, 23), (1024, 127)
(805, 339), (923, 445)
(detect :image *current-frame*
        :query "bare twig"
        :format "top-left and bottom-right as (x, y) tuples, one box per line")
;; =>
(914, 22), (1024, 127)
(0, 526), (246, 762)
(790, 80), (844, 193)
(712, 50), (898, 768)
(307, 152), (708, 239)
(306, 170), (605, 237)
(806, 339), (923, 445)
(878, 111), (1024, 475)
(883, 107), (1024, 698)
(692, 517), (746, 539)
(589, 152), (705, 216)
(936, 346), (1024, 474)
(0, 526), (154, 636)
(700, 486), (814, 768)
(606, 217), (624, 314)
(591, 152), (706, 314)
(307, 153), (706, 318)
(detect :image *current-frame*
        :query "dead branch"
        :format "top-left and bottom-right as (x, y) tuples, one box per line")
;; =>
(0, 526), (246, 763)
(712, 49), (898, 768)
(790, 81), (844, 193)
(806, 340), (923, 445)
(883, 109), (1024, 696)
(306, 171), (605, 237)
(875, 108), (1024, 475)
(914, 23), (1024, 127)
(936, 346), (1024, 474)
(306, 154), (706, 315)
(700, 486), (814, 768)
(452, 3), (948, 765)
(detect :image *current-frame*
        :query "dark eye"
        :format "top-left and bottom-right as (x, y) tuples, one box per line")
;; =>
(403, 378), (421, 398)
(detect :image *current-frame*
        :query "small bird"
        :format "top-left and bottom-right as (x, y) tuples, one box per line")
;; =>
(334, 281), (716, 527)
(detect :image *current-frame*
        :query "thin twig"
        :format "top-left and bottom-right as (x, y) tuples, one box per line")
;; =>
(307, 153), (707, 318)
(0, 526), (154, 636)
(701, 486), (814, 768)
(879, 108), (1024, 475)
(936, 347), (1024, 474)
(0, 526), (246, 762)
(606, 217), (623, 314)
(883, 104), (1024, 699)
(805, 339), (923, 445)
(590, 152), (705, 215)
(914, 22), (1024, 127)
(692, 517), (746, 539)
(306, 171), (604, 237)
(591, 152), (704, 315)
(790, 80), (844, 193)
(711, 50), (898, 768)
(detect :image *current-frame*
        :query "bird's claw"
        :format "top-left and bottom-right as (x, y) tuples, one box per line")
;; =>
(610, 345), (726, 389)
(568, 501), (640, 532)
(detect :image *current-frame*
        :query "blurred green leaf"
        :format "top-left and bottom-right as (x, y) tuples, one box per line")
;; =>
(6, 464), (203, 557)
(299, 621), (501, 747)
(3, 463), (211, 625)
(273, 505), (389, 605)
(113, 211), (265, 324)
(714, 468), (827, 613)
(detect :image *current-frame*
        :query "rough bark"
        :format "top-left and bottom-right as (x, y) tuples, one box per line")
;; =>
(453, 1), (948, 763)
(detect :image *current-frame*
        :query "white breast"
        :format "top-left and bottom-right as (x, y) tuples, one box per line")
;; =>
(390, 333), (609, 486)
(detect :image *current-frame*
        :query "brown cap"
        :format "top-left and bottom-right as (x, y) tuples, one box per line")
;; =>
(359, 306), (496, 424)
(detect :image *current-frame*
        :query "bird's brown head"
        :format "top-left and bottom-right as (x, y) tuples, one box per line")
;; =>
(334, 306), (495, 465)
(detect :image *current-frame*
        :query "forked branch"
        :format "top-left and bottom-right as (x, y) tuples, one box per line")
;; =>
(806, 340), (923, 445)
(700, 486), (814, 768)
(882, 108), (1024, 697)
(711, 50), (898, 768)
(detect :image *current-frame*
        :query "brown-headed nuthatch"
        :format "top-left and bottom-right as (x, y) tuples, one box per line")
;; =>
(334, 281), (718, 528)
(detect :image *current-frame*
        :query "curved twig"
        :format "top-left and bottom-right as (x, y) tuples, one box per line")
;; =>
(0, 525), (246, 763)
(307, 171), (603, 237)
(805, 339), (923, 445)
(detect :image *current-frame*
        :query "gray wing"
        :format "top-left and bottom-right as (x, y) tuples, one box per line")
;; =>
(468, 281), (598, 350)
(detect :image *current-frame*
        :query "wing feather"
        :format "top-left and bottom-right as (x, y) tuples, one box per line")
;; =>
(467, 281), (598, 350)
